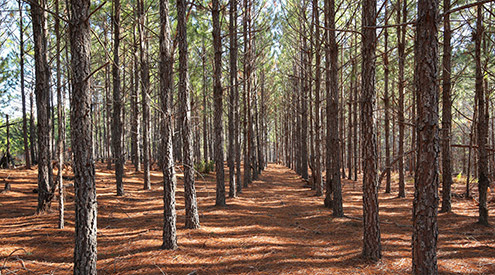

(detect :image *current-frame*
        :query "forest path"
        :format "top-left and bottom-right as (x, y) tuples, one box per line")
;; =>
(1, 163), (494, 274)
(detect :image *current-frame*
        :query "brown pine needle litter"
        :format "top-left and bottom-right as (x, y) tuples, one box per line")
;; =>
(1, 164), (494, 274)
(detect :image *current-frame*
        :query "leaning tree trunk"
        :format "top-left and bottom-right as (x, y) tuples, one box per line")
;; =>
(361, 0), (381, 261)
(412, 0), (440, 273)
(440, 0), (453, 213)
(31, 0), (54, 214)
(70, 0), (98, 271)
(177, 0), (200, 229)
(113, 0), (124, 196)
(475, 4), (489, 226)
(212, 0), (226, 206)
(159, 0), (177, 249)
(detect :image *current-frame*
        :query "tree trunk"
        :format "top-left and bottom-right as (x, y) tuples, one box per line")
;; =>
(440, 0), (453, 213)
(212, 0), (226, 206)
(475, 4), (489, 226)
(383, 0), (391, 193)
(397, 0), (407, 198)
(70, 0), (98, 271)
(113, 0), (124, 196)
(412, 0), (440, 273)
(138, 0), (151, 190)
(324, 0), (343, 217)
(55, 0), (65, 228)
(32, 0), (54, 214)
(361, 0), (381, 261)
(159, 0), (177, 249)
(19, 0), (30, 169)
(313, 0), (323, 197)
(228, 0), (237, 198)
(243, 0), (252, 188)
(30, 91), (36, 164)
(178, 0), (200, 229)
(202, 41), (208, 164)
(131, 21), (141, 172)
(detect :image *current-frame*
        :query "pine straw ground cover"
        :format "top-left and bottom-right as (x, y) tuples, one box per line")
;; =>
(0, 163), (494, 274)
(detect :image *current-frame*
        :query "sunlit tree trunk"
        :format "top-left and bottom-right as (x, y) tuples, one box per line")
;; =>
(70, 0), (97, 271)
(361, 0), (381, 261)
(412, 0), (440, 273)
(32, 0), (54, 214)
(178, 0), (200, 229)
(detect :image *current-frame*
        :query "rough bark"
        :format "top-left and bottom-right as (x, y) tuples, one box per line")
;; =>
(178, 0), (200, 229)
(313, 0), (323, 197)
(324, 0), (343, 217)
(138, 0), (151, 190)
(113, 0), (124, 196)
(55, 0), (65, 228)
(397, 0), (407, 198)
(243, 0), (252, 188)
(32, 0), (54, 214)
(475, 4), (489, 226)
(440, 0), (453, 213)
(70, 0), (98, 271)
(228, 0), (237, 198)
(159, 0), (177, 249)
(361, 0), (381, 261)
(212, 0), (226, 206)
(412, 0), (440, 273)
(131, 22), (141, 172)
(383, 0), (391, 194)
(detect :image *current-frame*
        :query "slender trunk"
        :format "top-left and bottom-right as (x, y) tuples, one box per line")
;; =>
(397, 0), (407, 198)
(440, 0), (453, 212)
(383, 0), (391, 193)
(131, 22), (141, 171)
(138, 0), (151, 189)
(361, 0), (381, 260)
(313, 0), (323, 197)
(228, 19), (237, 193)
(212, 0), (226, 206)
(243, 0), (252, 187)
(19, 0), (30, 169)
(178, 0), (200, 229)
(55, 0), (65, 228)
(30, 92), (36, 164)
(412, 0), (440, 273)
(32, 0), (54, 213)
(475, 4), (489, 226)
(159, 0), (177, 249)
(202, 41), (208, 164)
(113, 0), (124, 196)
(70, 0), (98, 271)
(324, 0), (343, 216)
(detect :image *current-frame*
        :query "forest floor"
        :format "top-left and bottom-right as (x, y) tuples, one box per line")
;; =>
(1, 163), (494, 274)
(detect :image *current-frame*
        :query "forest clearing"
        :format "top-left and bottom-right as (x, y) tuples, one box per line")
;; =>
(1, 164), (494, 274)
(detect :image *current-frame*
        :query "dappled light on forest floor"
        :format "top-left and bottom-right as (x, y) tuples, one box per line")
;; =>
(1, 164), (494, 274)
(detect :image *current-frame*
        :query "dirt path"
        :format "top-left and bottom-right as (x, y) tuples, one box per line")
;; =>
(1, 163), (494, 274)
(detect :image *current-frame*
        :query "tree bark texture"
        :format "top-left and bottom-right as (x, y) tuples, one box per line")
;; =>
(361, 0), (381, 261)
(178, 0), (200, 229)
(70, 0), (98, 271)
(412, 0), (440, 273)
(31, 0), (54, 214)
